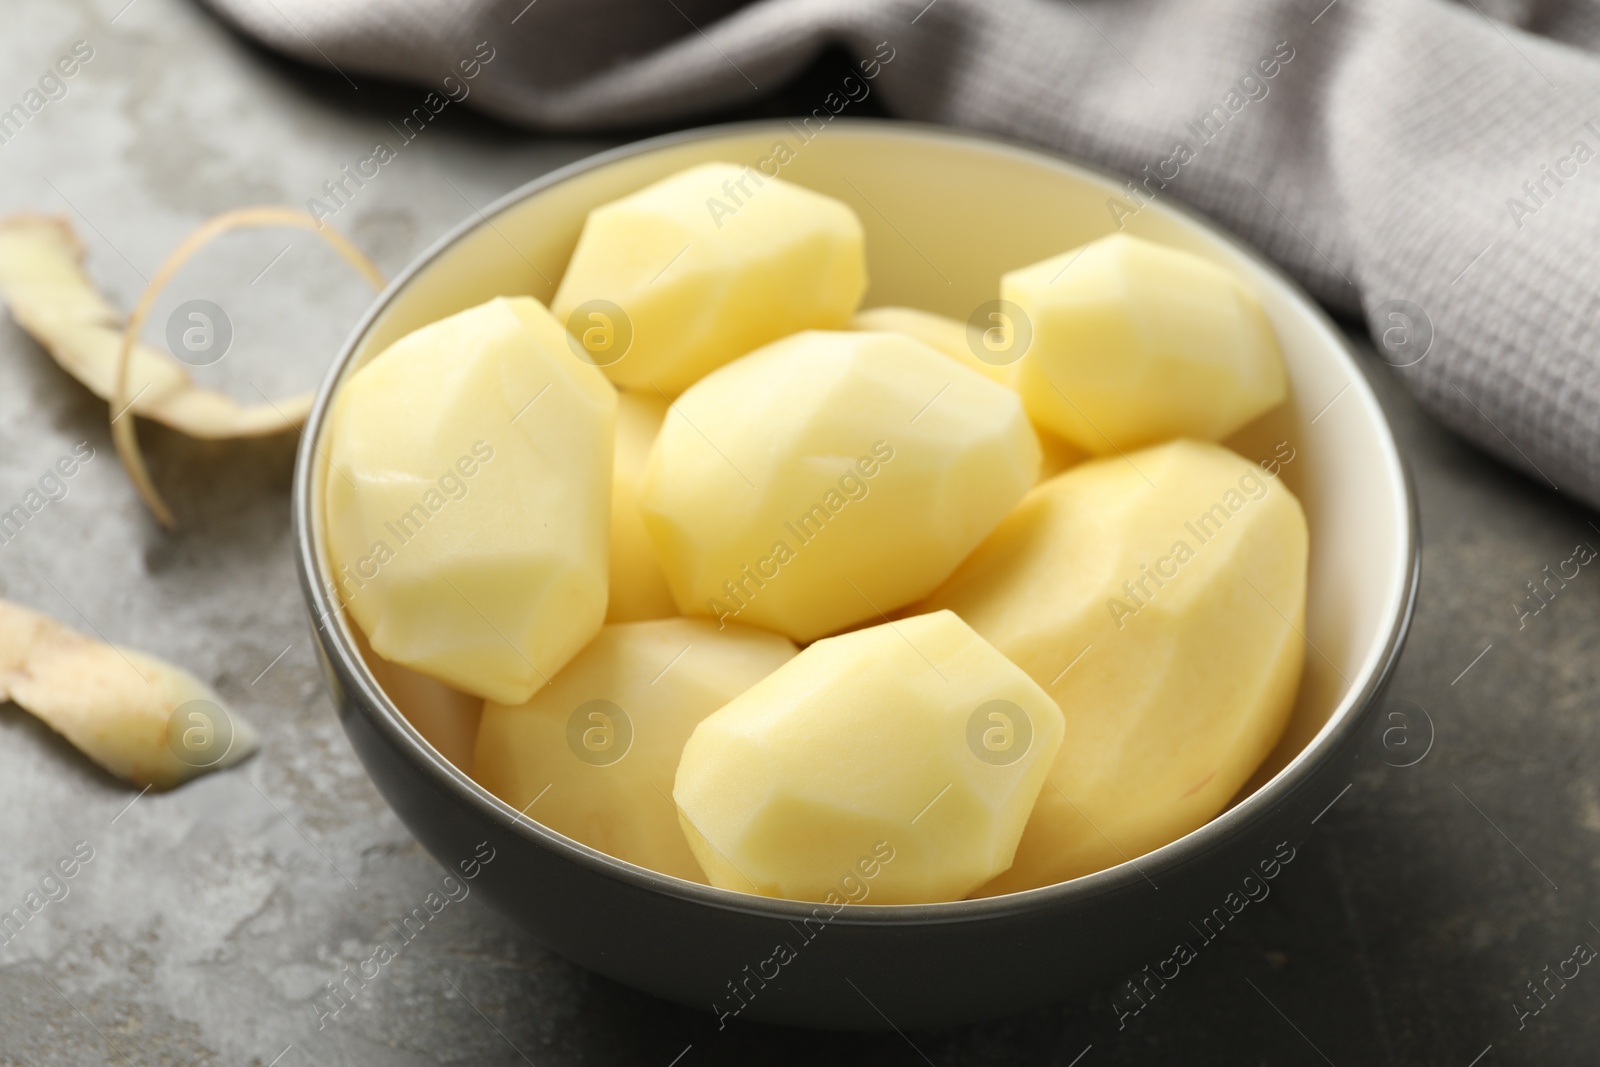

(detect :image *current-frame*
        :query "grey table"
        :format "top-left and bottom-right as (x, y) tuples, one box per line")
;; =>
(2, 2), (1595, 1064)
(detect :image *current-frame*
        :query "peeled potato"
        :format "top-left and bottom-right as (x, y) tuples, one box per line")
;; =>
(553, 162), (867, 395)
(674, 610), (1064, 903)
(639, 330), (1039, 642)
(475, 618), (796, 882)
(607, 392), (677, 623)
(1007, 234), (1287, 454)
(850, 306), (1013, 385)
(325, 296), (616, 705)
(354, 625), (481, 775)
(848, 307), (1080, 482)
(1037, 431), (1086, 484)
(922, 440), (1308, 892)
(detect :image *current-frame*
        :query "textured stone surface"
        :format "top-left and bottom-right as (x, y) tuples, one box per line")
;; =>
(2, 1), (1597, 1064)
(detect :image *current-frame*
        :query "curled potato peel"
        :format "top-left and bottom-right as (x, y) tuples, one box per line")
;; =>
(0, 210), (383, 529)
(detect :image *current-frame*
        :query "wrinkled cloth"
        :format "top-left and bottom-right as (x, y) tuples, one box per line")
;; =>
(206, 0), (1600, 505)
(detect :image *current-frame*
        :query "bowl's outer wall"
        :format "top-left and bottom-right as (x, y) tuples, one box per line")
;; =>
(321, 620), (1401, 1030)
(316, 630), (1402, 1030)
(294, 121), (1420, 1031)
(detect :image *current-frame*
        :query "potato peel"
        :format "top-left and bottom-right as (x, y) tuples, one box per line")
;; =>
(0, 598), (258, 790)
(0, 214), (314, 437)
(0, 210), (383, 529)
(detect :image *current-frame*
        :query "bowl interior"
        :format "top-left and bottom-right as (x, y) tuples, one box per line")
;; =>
(304, 120), (1410, 901)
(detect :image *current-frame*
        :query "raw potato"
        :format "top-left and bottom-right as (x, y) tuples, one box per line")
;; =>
(325, 296), (616, 705)
(355, 626), (482, 775)
(674, 610), (1064, 904)
(607, 392), (677, 623)
(921, 440), (1308, 892)
(639, 330), (1039, 642)
(1007, 234), (1287, 454)
(475, 618), (797, 883)
(1037, 431), (1086, 485)
(552, 162), (867, 395)
(0, 215), (312, 436)
(849, 307), (1082, 483)
(850, 306), (1013, 385)
(0, 599), (257, 790)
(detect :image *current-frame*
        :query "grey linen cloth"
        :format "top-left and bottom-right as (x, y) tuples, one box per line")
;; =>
(206, 0), (1600, 507)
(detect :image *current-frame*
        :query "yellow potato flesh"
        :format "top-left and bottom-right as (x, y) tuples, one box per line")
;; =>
(1036, 431), (1086, 484)
(674, 610), (1064, 903)
(639, 330), (1039, 642)
(552, 162), (867, 395)
(607, 392), (677, 623)
(850, 306), (1014, 385)
(354, 625), (481, 775)
(475, 618), (796, 882)
(1008, 234), (1287, 454)
(849, 306), (1081, 483)
(325, 296), (616, 705)
(921, 440), (1308, 892)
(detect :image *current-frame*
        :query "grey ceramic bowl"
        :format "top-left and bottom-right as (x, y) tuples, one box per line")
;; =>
(292, 120), (1418, 1030)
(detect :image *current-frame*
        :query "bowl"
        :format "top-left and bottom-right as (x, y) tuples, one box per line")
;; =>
(292, 119), (1418, 1030)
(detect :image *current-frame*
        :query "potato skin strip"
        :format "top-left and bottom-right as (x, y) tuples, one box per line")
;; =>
(0, 211), (383, 529)
(0, 598), (258, 790)
(112, 206), (384, 528)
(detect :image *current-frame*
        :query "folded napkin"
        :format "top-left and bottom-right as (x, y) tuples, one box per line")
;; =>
(204, 0), (1600, 506)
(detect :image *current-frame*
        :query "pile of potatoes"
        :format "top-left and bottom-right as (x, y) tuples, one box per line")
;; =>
(323, 162), (1308, 904)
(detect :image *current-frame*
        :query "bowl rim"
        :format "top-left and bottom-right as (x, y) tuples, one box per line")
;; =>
(292, 117), (1420, 925)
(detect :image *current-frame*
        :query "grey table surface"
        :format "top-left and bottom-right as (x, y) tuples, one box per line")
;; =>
(3, 2), (1597, 1064)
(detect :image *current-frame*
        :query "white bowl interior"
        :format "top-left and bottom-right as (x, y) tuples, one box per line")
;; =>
(311, 122), (1410, 871)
